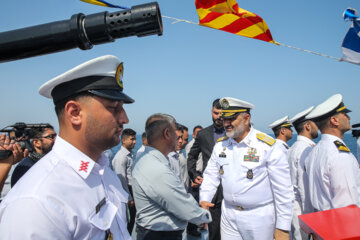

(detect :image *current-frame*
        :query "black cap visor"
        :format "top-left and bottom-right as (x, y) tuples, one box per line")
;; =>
(89, 89), (134, 103)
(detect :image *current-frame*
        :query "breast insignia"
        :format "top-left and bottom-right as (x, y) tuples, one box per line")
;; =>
(217, 136), (229, 142)
(256, 133), (275, 146)
(334, 140), (350, 152)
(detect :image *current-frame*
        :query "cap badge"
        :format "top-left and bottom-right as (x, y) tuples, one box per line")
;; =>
(115, 62), (124, 88)
(221, 99), (230, 109)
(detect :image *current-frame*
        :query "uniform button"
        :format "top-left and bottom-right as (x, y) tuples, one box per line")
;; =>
(236, 206), (244, 210)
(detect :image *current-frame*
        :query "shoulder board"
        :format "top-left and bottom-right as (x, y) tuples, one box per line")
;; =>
(217, 136), (229, 142)
(333, 140), (350, 152)
(256, 133), (275, 146)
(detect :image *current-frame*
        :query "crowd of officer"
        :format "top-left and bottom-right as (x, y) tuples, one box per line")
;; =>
(0, 55), (359, 240)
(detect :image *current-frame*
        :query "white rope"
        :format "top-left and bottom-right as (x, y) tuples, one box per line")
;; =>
(162, 15), (342, 62)
(162, 15), (198, 25)
(277, 42), (342, 61)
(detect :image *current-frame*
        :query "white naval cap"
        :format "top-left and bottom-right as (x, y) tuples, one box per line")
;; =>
(39, 55), (134, 104)
(269, 116), (292, 130)
(219, 97), (254, 119)
(290, 106), (315, 126)
(305, 94), (351, 121)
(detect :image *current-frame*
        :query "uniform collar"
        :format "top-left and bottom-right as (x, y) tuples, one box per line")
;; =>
(321, 134), (346, 145)
(297, 135), (316, 146)
(52, 136), (105, 179)
(276, 139), (288, 147)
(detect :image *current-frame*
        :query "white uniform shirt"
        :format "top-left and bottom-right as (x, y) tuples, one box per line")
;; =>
(200, 127), (294, 230)
(305, 134), (360, 211)
(287, 136), (315, 200)
(288, 136), (315, 214)
(275, 139), (289, 153)
(0, 137), (131, 240)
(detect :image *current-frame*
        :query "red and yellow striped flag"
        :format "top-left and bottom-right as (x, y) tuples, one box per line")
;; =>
(195, 0), (276, 44)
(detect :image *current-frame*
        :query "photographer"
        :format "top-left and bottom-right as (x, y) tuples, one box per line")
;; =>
(11, 125), (56, 187)
(0, 134), (28, 194)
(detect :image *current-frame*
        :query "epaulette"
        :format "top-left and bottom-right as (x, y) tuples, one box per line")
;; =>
(217, 136), (229, 142)
(334, 140), (350, 152)
(256, 133), (275, 146)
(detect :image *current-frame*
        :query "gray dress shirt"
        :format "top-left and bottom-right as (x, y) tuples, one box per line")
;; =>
(132, 146), (212, 231)
(112, 146), (134, 200)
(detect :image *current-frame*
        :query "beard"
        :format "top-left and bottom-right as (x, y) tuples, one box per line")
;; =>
(310, 128), (319, 139)
(85, 114), (122, 151)
(213, 117), (223, 128)
(226, 123), (245, 139)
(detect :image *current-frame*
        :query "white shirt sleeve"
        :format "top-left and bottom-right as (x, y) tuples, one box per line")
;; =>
(267, 145), (294, 231)
(200, 148), (220, 203)
(329, 152), (360, 208)
(0, 198), (71, 239)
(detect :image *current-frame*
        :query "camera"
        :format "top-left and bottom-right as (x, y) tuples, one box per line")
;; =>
(0, 122), (52, 159)
(352, 123), (360, 138)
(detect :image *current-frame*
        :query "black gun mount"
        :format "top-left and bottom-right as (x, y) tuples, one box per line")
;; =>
(0, 2), (163, 62)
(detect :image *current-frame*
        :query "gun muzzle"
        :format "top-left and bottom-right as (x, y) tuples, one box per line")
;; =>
(0, 2), (163, 62)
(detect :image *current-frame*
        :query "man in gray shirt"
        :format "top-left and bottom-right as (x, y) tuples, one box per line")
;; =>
(112, 128), (137, 234)
(132, 113), (212, 240)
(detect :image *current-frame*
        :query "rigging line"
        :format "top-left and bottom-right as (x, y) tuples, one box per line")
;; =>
(162, 15), (342, 62)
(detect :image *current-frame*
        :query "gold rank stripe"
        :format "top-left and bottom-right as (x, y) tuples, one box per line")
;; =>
(336, 106), (347, 112)
(281, 123), (291, 127)
(222, 109), (247, 113)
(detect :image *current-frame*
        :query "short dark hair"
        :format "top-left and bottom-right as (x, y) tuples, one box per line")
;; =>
(30, 124), (55, 139)
(54, 92), (94, 117)
(141, 132), (147, 139)
(175, 123), (183, 132)
(121, 128), (136, 139)
(177, 123), (188, 132)
(193, 125), (203, 133)
(212, 98), (221, 109)
(315, 116), (331, 132)
(273, 128), (281, 138)
(145, 113), (176, 144)
(294, 121), (308, 134)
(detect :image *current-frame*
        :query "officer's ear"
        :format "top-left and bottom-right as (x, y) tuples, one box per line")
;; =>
(329, 115), (340, 127)
(64, 100), (83, 126)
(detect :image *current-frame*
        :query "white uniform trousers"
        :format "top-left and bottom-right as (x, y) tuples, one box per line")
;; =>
(221, 200), (275, 240)
(291, 200), (308, 240)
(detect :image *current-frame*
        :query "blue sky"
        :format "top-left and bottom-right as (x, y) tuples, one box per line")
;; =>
(0, 0), (358, 135)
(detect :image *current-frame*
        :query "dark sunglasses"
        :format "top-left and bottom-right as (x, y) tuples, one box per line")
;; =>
(40, 134), (57, 140)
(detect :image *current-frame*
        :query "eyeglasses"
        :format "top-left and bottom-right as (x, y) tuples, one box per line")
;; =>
(40, 134), (57, 140)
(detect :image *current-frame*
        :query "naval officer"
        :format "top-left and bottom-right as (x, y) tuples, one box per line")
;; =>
(0, 55), (133, 239)
(269, 116), (293, 152)
(200, 97), (294, 240)
(287, 106), (318, 240)
(305, 93), (360, 211)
